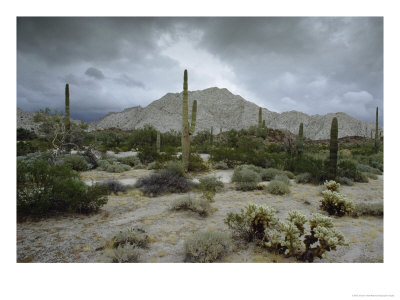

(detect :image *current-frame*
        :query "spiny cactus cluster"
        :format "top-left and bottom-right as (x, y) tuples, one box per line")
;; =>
(181, 70), (197, 172)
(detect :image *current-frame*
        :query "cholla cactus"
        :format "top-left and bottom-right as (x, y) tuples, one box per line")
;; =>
(286, 210), (307, 235)
(320, 190), (354, 216)
(324, 180), (340, 192)
(279, 221), (305, 256)
(264, 228), (283, 252)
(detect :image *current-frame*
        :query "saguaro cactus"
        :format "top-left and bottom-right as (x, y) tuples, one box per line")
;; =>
(156, 131), (160, 153)
(210, 126), (214, 144)
(181, 70), (197, 172)
(262, 120), (266, 128)
(258, 107), (262, 128)
(375, 107), (379, 153)
(329, 117), (338, 179)
(65, 83), (70, 130)
(297, 123), (304, 155)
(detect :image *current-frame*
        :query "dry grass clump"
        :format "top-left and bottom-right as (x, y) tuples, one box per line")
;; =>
(351, 202), (383, 217)
(184, 231), (231, 262)
(266, 180), (290, 195)
(170, 195), (212, 217)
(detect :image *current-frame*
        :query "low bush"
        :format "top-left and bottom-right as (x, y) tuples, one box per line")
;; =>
(112, 228), (149, 248)
(320, 190), (354, 216)
(17, 159), (108, 218)
(164, 160), (185, 177)
(324, 180), (340, 192)
(198, 176), (224, 202)
(117, 155), (140, 167)
(213, 161), (229, 170)
(184, 231), (231, 262)
(231, 165), (262, 191)
(107, 244), (142, 263)
(97, 159), (131, 173)
(187, 153), (209, 172)
(260, 168), (282, 181)
(335, 176), (354, 186)
(63, 154), (88, 171)
(136, 168), (194, 196)
(351, 202), (383, 217)
(266, 180), (290, 195)
(170, 195), (212, 216)
(286, 155), (327, 184)
(98, 180), (127, 195)
(365, 172), (378, 180)
(357, 164), (382, 175)
(337, 160), (368, 183)
(295, 172), (312, 184)
(284, 171), (295, 179)
(273, 174), (290, 185)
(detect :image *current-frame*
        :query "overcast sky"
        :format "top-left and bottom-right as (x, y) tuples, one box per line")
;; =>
(17, 17), (383, 124)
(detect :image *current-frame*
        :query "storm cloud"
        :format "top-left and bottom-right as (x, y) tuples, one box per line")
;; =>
(17, 17), (383, 124)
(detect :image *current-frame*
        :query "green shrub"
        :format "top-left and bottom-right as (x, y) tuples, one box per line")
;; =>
(351, 202), (383, 217)
(63, 154), (88, 171)
(284, 171), (295, 179)
(164, 160), (185, 177)
(17, 128), (37, 140)
(107, 244), (142, 263)
(17, 141), (39, 156)
(320, 190), (354, 216)
(198, 176), (224, 192)
(184, 231), (231, 262)
(266, 180), (290, 195)
(136, 169), (194, 196)
(170, 195), (212, 216)
(337, 160), (368, 183)
(98, 179), (127, 195)
(187, 153), (209, 172)
(213, 161), (229, 170)
(324, 180), (340, 192)
(260, 168), (282, 181)
(17, 159), (108, 218)
(365, 172), (378, 180)
(357, 164), (382, 175)
(138, 146), (159, 164)
(335, 176), (354, 186)
(97, 159), (131, 173)
(231, 165), (262, 191)
(273, 174), (290, 185)
(295, 172), (312, 184)
(117, 155), (140, 167)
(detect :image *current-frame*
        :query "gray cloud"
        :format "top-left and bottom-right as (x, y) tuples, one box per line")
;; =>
(85, 67), (105, 79)
(17, 17), (383, 124)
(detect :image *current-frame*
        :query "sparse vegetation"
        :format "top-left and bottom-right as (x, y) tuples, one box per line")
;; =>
(170, 195), (212, 216)
(351, 202), (383, 217)
(184, 231), (231, 262)
(266, 180), (290, 195)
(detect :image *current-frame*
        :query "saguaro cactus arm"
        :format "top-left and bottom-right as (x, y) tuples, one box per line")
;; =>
(189, 100), (197, 135)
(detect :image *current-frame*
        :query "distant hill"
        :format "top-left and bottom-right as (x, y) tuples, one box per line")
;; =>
(87, 87), (382, 140)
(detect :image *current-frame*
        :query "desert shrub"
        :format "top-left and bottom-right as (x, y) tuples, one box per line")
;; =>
(335, 176), (354, 186)
(365, 172), (378, 180)
(107, 244), (142, 263)
(231, 165), (262, 191)
(260, 168), (283, 181)
(98, 179), (127, 195)
(17, 141), (39, 156)
(136, 169), (194, 196)
(17, 128), (37, 140)
(146, 161), (157, 170)
(337, 160), (368, 183)
(284, 171), (295, 179)
(357, 164), (382, 175)
(324, 180), (340, 192)
(63, 154), (88, 171)
(224, 204), (277, 241)
(295, 172), (312, 184)
(184, 231), (231, 262)
(138, 146), (159, 164)
(97, 159), (131, 173)
(273, 174), (290, 185)
(17, 159), (108, 218)
(320, 190), (354, 216)
(105, 228), (148, 263)
(286, 155), (327, 184)
(351, 202), (383, 217)
(164, 160), (185, 176)
(198, 176), (224, 202)
(213, 161), (229, 170)
(370, 161), (383, 172)
(266, 180), (290, 195)
(117, 155), (140, 167)
(188, 153), (209, 172)
(170, 195), (212, 216)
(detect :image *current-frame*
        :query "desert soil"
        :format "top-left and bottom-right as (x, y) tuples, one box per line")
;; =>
(17, 169), (383, 263)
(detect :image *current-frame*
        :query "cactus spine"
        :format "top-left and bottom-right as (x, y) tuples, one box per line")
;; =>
(181, 70), (197, 172)
(329, 117), (338, 179)
(65, 83), (70, 130)
(375, 106), (379, 153)
(156, 131), (160, 153)
(258, 107), (262, 128)
(297, 122), (303, 155)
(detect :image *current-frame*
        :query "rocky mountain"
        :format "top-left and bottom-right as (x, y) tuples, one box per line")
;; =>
(87, 87), (382, 140)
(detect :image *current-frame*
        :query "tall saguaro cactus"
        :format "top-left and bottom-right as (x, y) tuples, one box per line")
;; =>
(375, 106), (380, 154)
(297, 123), (304, 155)
(329, 117), (338, 179)
(156, 131), (160, 153)
(210, 126), (214, 144)
(181, 70), (197, 172)
(258, 107), (262, 128)
(65, 83), (71, 130)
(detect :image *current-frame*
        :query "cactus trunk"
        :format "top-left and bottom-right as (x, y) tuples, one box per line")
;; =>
(375, 107), (379, 153)
(181, 70), (197, 172)
(210, 126), (213, 144)
(65, 83), (70, 130)
(156, 131), (160, 153)
(297, 123), (303, 155)
(258, 107), (262, 128)
(329, 117), (338, 179)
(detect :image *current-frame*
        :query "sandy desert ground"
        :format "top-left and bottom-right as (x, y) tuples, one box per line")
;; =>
(17, 169), (383, 263)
